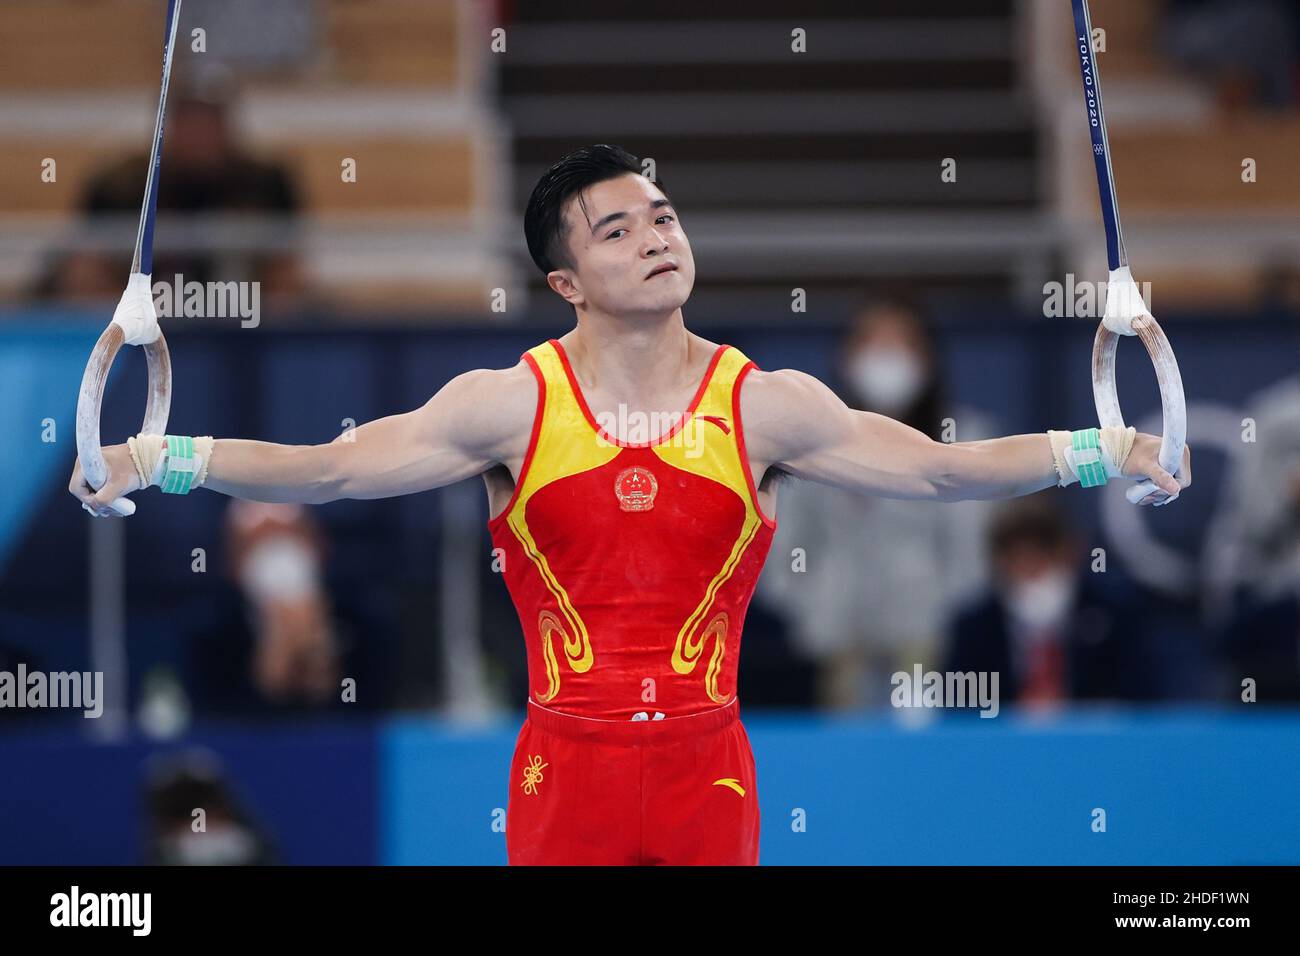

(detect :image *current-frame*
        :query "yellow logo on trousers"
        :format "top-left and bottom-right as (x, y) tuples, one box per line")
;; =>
(712, 777), (745, 797)
(521, 755), (548, 795)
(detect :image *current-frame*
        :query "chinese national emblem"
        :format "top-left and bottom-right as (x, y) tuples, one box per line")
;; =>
(613, 466), (658, 513)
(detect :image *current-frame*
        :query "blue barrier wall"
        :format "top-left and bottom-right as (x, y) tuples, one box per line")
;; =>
(739, 709), (1300, 865)
(382, 718), (516, 866)
(0, 719), (378, 865)
(1, 709), (1296, 865)
(379, 708), (1300, 865)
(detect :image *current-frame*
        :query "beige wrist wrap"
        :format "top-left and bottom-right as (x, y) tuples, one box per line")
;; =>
(1047, 425), (1136, 487)
(127, 434), (215, 489)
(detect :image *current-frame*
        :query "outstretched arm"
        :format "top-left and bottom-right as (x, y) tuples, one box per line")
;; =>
(70, 362), (536, 514)
(739, 368), (1189, 504)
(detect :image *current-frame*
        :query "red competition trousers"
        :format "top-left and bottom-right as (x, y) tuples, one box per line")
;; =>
(506, 698), (760, 865)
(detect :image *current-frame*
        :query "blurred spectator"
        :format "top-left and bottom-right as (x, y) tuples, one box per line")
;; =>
(228, 501), (338, 701)
(756, 299), (995, 710)
(187, 501), (394, 715)
(142, 750), (277, 865)
(945, 493), (1158, 708)
(1215, 370), (1300, 700)
(1162, 0), (1300, 112)
(32, 74), (303, 303)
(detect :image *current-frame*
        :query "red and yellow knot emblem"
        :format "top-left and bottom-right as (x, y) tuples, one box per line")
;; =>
(520, 754), (548, 795)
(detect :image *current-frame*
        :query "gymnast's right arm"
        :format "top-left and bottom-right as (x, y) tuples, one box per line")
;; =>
(69, 363), (535, 515)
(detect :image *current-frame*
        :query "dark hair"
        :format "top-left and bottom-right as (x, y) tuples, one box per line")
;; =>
(523, 144), (667, 276)
(989, 495), (1074, 556)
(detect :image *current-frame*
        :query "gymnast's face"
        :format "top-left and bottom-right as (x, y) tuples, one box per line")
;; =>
(551, 173), (695, 318)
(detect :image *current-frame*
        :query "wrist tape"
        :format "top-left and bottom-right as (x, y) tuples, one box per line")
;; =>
(127, 433), (215, 494)
(1047, 425), (1135, 488)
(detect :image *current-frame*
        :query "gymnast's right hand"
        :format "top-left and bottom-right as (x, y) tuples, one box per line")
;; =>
(69, 443), (142, 517)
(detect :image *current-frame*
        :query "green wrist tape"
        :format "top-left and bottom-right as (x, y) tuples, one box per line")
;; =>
(1071, 427), (1107, 488)
(161, 434), (198, 494)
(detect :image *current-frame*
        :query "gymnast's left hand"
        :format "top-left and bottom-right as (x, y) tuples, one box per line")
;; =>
(1122, 432), (1191, 506)
(68, 443), (142, 517)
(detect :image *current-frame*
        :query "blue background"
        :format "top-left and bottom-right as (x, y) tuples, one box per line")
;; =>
(1, 708), (1296, 865)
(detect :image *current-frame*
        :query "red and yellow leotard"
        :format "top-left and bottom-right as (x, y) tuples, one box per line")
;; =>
(488, 338), (777, 720)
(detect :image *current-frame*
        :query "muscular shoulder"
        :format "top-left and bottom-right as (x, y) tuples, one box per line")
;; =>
(738, 367), (852, 468)
(428, 360), (539, 464)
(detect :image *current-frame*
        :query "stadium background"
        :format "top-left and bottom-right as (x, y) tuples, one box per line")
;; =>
(2, 0), (1299, 864)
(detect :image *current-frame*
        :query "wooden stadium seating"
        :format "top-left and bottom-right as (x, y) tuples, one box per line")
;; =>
(313, 277), (500, 315)
(1082, 0), (1168, 79)
(265, 136), (478, 216)
(1106, 121), (1300, 212)
(0, 140), (125, 215)
(324, 0), (461, 88)
(0, 1), (488, 309)
(0, 133), (479, 215)
(1, 1), (158, 90)
(0, 1), (463, 90)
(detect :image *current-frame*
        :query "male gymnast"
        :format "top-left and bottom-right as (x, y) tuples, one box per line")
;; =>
(70, 144), (1191, 865)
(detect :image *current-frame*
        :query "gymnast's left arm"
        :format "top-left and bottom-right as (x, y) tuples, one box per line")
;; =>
(739, 368), (1190, 505)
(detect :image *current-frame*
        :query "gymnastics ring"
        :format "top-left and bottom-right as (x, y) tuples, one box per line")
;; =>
(1091, 290), (1186, 505)
(74, 0), (183, 517)
(75, 320), (172, 516)
(1071, 0), (1188, 507)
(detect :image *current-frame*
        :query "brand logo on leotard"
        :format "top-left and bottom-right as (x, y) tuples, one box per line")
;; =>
(713, 778), (745, 797)
(614, 466), (658, 512)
